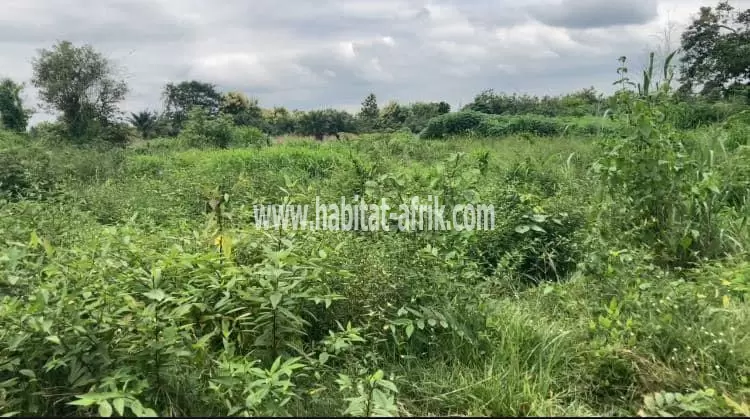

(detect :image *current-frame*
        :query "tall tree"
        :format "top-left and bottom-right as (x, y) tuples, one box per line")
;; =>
(298, 109), (356, 141)
(220, 91), (264, 127)
(404, 102), (451, 133)
(31, 41), (128, 139)
(265, 106), (296, 135)
(679, 1), (750, 99)
(128, 110), (159, 139)
(162, 81), (222, 134)
(379, 101), (409, 131)
(358, 93), (379, 131)
(0, 78), (32, 132)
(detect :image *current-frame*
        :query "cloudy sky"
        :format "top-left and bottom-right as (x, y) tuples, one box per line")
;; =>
(1, 0), (748, 125)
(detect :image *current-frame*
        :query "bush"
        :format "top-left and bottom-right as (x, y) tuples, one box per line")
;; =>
(0, 140), (55, 199)
(420, 111), (486, 139)
(231, 126), (268, 148)
(180, 107), (234, 148)
(669, 101), (747, 129)
(467, 194), (583, 284)
(421, 112), (619, 140)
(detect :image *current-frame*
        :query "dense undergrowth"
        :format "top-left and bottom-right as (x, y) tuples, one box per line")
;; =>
(1, 66), (750, 417)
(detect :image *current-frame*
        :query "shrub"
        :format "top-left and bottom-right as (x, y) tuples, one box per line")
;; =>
(180, 107), (234, 148)
(0, 141), (55, 199)
(420, 111), (486, 139)
(231, 126), (268, 148)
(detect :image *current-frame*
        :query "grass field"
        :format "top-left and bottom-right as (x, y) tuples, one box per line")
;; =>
(2, 101), (750, 417)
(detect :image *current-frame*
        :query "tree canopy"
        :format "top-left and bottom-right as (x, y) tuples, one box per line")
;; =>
(0, 78), (32, 132)
(31, 40), (128, 139)
(679, 1), (750, 100)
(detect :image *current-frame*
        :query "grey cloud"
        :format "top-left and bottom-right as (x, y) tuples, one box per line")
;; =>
(529, 0), (659, 29)
(0, 0), (194, 45)
(0, 0), (705, 127)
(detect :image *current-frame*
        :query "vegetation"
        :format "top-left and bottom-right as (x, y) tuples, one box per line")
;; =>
(0, 79), (32, 132)
(1, 1), (750, 416)
(31, 41), (128, 141)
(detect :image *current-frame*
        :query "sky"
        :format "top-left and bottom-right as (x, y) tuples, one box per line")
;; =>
(1, 0), (748, 126)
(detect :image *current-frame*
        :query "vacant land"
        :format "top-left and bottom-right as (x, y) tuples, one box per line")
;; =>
(1, 5), (750, 413)
(2, 95), (750, 416)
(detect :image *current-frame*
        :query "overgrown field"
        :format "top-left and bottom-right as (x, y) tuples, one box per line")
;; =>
(2, 92), (750, 417)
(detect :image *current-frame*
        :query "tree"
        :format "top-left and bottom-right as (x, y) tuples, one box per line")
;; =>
(436, 101), (451, 115)
(31, 41), (128, 139)
(265, 106), (297, 135)
(0, 78), (32, 132)
(379, 101), (409, 131)
(358, 93), (379, 131)
(162, 81), (222, 134)
(220, 91), (264, 128)
(298, 109), (356, 141)
(128, 110), (159, 139)
(404, 102), (451, 133)
(679, 1), (750, 99)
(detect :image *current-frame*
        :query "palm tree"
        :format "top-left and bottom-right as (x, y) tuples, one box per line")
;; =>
(128, 110), (158, 139)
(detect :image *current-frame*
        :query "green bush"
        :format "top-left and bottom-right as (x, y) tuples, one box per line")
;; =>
(420, 111), (486, 139)
(421, 112), (619, 139)
(180, 107), (234, 148)
(0, 141), (55, 199)
(669, 101), (747, 129)
(231, 126), (268, 148)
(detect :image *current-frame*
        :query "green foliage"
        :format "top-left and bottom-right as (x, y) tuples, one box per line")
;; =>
(231, 126), (268, 148)
(3, 38), (750, 419)
(420, 111), (486, 139)
(679, 1), (750, 99)
(596, 53), (741, 266)
(297, 109), (356, 140)
(220, 92), (264, 128)
(31, 41), (128, 140)
(0, 79), (32, 132)
(638, 388), (750, 417)
(464, 87), (605, 117)
(421, 111), (618, 139)
(379, 101), (409, 132)
(179, 107), (234, 149)
(162, 81), (222, 134)
(669, 100), (747, 129)
(403, 101), (451, 133)
(358, 93), (380, 132)
(265, 107), (297, 135)
(128, 111), (160, 140)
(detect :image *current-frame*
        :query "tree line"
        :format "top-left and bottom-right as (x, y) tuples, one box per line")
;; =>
(0, 0), (747, 143)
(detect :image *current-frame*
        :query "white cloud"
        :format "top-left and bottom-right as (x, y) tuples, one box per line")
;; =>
(1, 0), (748, 126)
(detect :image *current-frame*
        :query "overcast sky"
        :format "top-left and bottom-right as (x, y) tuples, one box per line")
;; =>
(2, 0), (748, 125)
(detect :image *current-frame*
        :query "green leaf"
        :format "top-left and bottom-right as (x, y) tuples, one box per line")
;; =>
(45, 335), (61, 345)
(269, 293), (282, 309)
(371, 369), (384, 382)
(515, 225), (530, 234)
(377, 379), (399, 393)
(139, 408), (157, 417)
(405, 323), (414, 339)
(113, 398), (125, 416)
(144, 289), (166, 302)
(98, 400), (113, 417)
(531, 214), (548, 223)
(68, 397), (98, 407)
